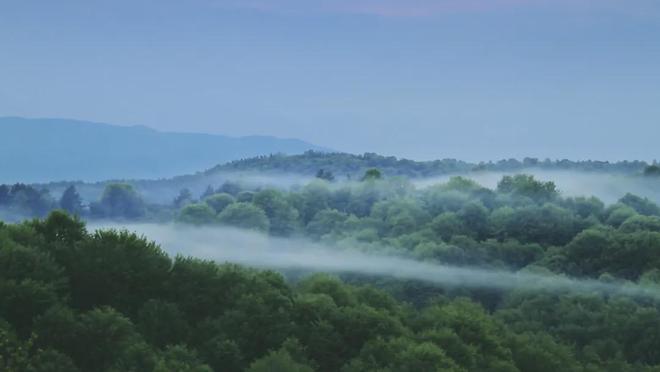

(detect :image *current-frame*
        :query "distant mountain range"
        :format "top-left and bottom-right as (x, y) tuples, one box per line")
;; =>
(0, 117), (328, 183)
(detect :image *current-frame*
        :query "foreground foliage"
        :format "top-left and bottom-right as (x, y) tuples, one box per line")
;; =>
(2, 209), (660, 371)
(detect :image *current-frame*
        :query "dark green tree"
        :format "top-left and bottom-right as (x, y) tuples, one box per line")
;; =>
(361, 168), (382, 181)
(217, 202), (270, 231)
(316, 169), (335, 182)
(247, 350), (314, 372)
(59, 185), (83, 215)
(91, 183), (145, 219)
(253, 189), (300, 236)
(178, 203), (217, 225)
(497, 174), (558, 203)
(619, 193), (660, 216)
(644, 165), (660, 177)
(204, 193), (235, 214)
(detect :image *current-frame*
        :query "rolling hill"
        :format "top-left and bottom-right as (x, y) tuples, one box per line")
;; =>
(0, 117), (328, 183)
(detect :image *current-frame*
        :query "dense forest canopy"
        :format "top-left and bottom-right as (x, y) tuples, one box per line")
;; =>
(213, 151), (651, 178)
(3, 209), (660, 372)
(2, 157), (660, 371)
(5, 152), (659, 215)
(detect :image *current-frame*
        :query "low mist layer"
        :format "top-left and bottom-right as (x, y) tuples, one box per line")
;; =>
(92, 223), (660, 301)
(416, 169), (660, 204)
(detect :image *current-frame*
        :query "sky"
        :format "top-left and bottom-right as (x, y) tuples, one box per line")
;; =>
(1, 0), (659, 161)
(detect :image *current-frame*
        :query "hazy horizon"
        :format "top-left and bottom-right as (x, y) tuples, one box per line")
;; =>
(2, 0), (659, 161)
(3, 115), (658, 163)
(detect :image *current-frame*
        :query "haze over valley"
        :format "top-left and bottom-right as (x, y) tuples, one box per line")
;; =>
(2, 0), (660, 371)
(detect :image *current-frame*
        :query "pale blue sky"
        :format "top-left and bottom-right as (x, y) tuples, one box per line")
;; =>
(1, 0), (659, 161)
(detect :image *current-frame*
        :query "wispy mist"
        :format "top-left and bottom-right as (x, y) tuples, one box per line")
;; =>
(416, 169), (660, 204)
(91, 223), (660, 301)
(45, 171), (314, 205)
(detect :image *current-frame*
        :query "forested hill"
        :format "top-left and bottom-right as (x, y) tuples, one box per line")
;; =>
(210, 151), (650, 178)
(4, 177), (660, 371)
(0, 117), (327, 183)
(28, 151), (658, 207)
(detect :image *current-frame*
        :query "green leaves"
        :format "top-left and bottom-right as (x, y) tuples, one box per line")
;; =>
(217, 202), (270, 232)
(91, 183), (146, 219)
(178, 203), (217, 225)
(4, 185), (660, 372)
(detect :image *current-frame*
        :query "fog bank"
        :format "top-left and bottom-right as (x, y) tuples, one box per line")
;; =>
(416, 169), (660, 204)
(91, 223), (660, 301)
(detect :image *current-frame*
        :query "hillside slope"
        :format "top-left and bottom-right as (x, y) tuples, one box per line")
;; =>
(0, 117), (327, 183)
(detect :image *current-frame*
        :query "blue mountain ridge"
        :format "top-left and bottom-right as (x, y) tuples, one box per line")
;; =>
(0, 117), (329, 183)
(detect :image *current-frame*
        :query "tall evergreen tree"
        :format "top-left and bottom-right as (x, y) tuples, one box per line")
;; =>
(59, 185), (83, 215)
